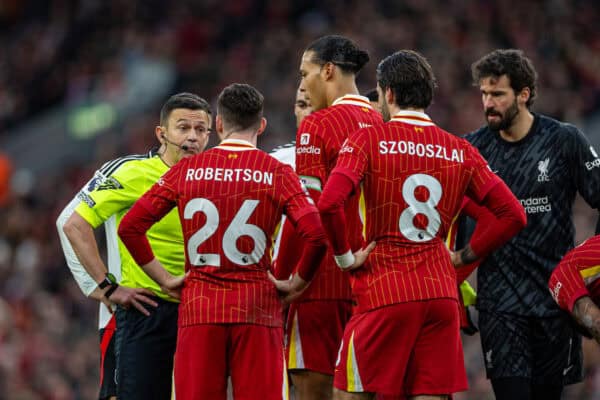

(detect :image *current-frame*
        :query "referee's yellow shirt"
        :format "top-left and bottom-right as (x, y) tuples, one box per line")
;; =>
(75, 154), (183, 302)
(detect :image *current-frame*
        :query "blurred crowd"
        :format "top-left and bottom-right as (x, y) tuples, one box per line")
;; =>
(0, 0), (599, 398)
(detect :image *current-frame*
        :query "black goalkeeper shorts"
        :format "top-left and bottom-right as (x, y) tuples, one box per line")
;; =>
(479, 309), (583, 385)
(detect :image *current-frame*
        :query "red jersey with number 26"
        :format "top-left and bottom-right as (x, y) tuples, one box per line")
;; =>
(332, 111), (501, 313)
(138, 139), (317, 327)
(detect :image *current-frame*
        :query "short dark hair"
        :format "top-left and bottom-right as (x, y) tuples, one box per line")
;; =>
(160, 92), (212, 125)
(376, 50), (436, 109)
(217, 83), (264, 131)
(471, 49), (537, 107)
(364, 88), (378, 102)
(306, 35), (369, 74)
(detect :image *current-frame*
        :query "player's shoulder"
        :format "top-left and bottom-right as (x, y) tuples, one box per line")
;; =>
(269, 142), (296, 167)
(300, 110), (328, 130)
(463, 125), (491, 145)
(537, 113), (582, 139)
(82, 151), (154, 192)
(100, 150), (157, 177)
(577, 234), (600, 252)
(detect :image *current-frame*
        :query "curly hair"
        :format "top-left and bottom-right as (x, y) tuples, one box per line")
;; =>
(471, 49), (538, 107)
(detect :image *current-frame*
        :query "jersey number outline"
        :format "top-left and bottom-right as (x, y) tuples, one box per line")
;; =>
(184, 198), (267, 266)
(399, 173), (442, 242)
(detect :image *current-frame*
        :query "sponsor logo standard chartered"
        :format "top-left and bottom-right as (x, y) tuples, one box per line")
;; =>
(520, 196), (552, 214)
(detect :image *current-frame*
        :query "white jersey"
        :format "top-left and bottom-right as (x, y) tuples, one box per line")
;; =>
(269, 142), (295, 169)
(269, 142), (295, 260)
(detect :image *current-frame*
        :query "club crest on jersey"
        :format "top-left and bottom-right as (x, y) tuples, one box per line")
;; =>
(537, 158), (550, 182)
(300, 133), (310, 145)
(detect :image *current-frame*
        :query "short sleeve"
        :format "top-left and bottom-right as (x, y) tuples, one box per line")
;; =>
(549, 259), (589, 312)
(75, 163), (143, 228)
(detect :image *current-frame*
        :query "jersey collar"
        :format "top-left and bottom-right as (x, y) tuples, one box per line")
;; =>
(332, 94), (373, 109)
(390, 110), (435, 127)
(216, 138), (257, 151)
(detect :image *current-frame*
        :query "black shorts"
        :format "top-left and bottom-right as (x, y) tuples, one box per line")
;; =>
(479, 309), (583, 385)
(99, 316), (117, 400)
(115, 297), (178, 400)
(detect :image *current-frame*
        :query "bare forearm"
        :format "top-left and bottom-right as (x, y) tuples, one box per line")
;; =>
(452, 244), (479, 268)
(140, 258), (175, 288)
(63, 213), (107, 283)
(573, 296), (600, 343)
(459, 245), (479, 265)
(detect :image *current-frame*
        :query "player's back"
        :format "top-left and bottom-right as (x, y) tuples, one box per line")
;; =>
(296, 95), (382, 300)
(172, 139), (302, 327)
(340, 113), (490, 310)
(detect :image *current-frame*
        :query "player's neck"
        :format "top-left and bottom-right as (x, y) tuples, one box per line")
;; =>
(499, 110), (534, 142)
(389, 105), (425, 117)
(221, 132), (257, 147)
(159, 148), (178, 168)
(327, 80), (359, 107)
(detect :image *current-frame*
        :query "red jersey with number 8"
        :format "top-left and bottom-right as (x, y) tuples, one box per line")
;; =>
(139, 139), (317, 327)
(332, 111), (501, 312)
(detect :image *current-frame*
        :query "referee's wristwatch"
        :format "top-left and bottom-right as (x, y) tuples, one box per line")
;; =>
(98, 272), (119, 299)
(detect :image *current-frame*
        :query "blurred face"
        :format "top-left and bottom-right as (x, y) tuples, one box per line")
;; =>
(294, 87), (313, 128)
(299, 51), (328, 111)
(160, 108), (211, 164)
(377, 85), (391, 122)
(480, 75), (520, 131)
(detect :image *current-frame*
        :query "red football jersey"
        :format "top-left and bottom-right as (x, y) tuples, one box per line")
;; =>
(331, 111), (501, 313)
(291, 94), (383, 300)
(549, 234), (600, 312)
(139, 139), (317, 327)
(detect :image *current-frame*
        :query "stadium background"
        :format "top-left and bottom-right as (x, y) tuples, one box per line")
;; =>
(0, 0), (599, 398)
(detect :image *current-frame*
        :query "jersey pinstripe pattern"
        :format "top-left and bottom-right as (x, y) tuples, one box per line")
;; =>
(140, 139), (317, 327)
(549, 234), (600, 312)
(294, 95), (382, 300)
(331, 111), (501, 313)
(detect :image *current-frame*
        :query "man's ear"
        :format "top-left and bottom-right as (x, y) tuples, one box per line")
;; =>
(517, 87), (531, 106)
(321, 62), (335, 82)
(256, 117), (267, 136)
(155, 126), (165, 143)
(385, 87), (395, 105)
(215, 115), (223, 134)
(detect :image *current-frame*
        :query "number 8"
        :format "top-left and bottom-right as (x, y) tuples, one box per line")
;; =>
(399, 174), (442, 242)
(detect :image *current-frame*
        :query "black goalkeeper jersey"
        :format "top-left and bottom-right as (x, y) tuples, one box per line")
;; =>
(466, 113), (600, 317)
